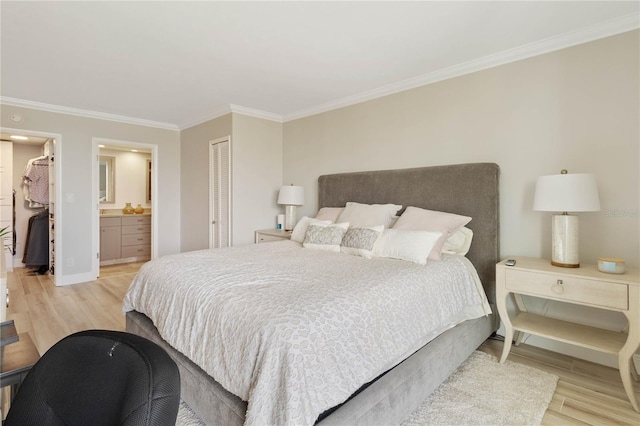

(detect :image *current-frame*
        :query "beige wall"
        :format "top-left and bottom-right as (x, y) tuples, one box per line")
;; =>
(284, 30), (639, 269)
(282, 30), (639, 367)
(180, 113), (232, 252)
(180, 113), (283, 250)
(0, 105), (181, 284)
(231, 114), (283, 245)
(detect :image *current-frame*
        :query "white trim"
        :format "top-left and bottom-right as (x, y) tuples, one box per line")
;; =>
(179, 105), (234, 131)
(0, 97), (179, 131)
(57, 271), (97, 287)
(1, 126), (62, 286)
(282, 14), (640, 122)
(229, 105), (283, 123)
(92, 137), (159, 281)
(180, 105), (283, 130)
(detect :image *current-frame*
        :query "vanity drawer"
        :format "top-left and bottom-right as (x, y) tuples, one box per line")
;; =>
(505, 269), (628, 310)
(100, 217), (121, 227)
(122, 224), (151, 235)
(121, 215), (150, 226)
(121, 245), (150, 258)
(122, 233), (151, 246)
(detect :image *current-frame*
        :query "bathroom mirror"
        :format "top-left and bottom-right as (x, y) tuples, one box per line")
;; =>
(99, 156), (116, 203)
(146, 159), (152, 203)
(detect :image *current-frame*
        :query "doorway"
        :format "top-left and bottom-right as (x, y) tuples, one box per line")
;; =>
(92, 138), (158, 280)
(0, 127), (61, 289)
(209, 136), (231, 248)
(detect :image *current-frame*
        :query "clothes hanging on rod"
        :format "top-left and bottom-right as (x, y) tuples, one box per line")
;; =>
(22, 155), (49, 207)
(23, 209), (49, 274)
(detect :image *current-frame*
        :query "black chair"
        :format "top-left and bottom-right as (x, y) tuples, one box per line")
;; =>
(5, 330), (180, 426)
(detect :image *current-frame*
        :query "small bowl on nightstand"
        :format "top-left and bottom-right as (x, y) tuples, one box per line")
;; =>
(597, 257), (625, 274)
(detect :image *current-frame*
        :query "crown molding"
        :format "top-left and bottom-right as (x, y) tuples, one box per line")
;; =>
(282, 13), (640, 122)
(229, 104), (283, 123)
(2, 13), (637, 128)
(0, 96), (179, 131)
(179, 104), (283, 130)
(178, 105), (234, 130)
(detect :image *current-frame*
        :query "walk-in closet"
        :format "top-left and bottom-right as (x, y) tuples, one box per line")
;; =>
(1, 134), (56, 278)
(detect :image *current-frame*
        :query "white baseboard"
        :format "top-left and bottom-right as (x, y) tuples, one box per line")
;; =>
(55, 271), (97, 286)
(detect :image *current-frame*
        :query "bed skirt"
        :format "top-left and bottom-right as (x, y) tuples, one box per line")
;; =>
(126, 310), (496, 425)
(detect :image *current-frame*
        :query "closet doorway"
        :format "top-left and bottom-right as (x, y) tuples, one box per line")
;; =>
(0, 128), (61, 292)
(209, 136), (232, 248)
(92, 138), (158, 280)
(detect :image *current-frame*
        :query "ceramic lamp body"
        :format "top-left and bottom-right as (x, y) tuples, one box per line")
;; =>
(284, 205), (297, 231)
(551, 214), (579, 267)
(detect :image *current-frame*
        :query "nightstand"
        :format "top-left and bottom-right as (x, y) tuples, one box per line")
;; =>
(496, 257), (640, 412)
(254, 229), (292, 244)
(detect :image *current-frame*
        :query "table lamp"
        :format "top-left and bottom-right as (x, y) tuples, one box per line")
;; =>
(533, 170), (600, 267)
(277, 185), (304, 231)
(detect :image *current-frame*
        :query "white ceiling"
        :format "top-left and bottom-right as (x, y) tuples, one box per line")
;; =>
(1, 1), (638, 130)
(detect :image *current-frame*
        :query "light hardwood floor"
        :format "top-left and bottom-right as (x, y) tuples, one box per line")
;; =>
(4, 264), (640, 425)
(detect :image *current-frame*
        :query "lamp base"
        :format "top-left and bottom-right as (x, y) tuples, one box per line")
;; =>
(284, 205), (297, 231)
(551, 214), (580, 268)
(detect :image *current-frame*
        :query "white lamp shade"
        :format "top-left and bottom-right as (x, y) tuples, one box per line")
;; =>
(533, 173), (600, 212)
(277, 185), (304, 206)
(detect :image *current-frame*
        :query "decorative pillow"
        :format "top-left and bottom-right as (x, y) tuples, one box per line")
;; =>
(303, 222), (349, 252)
(372, 229), (442, 265)
(337, 202), (402, 228)
(291, 216), (332, 243)
(387, 215), (400, 228)
(315, 207), (344, 223)
(340, 225), (384, 259)
(442, 226), (474, 255)
(392, 206), (471, 261)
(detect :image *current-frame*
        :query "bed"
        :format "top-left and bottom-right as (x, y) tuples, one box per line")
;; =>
(124, 162), (500, 425)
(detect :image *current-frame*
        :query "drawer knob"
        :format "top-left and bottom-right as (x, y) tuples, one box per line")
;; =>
(552, 279), (565, 294)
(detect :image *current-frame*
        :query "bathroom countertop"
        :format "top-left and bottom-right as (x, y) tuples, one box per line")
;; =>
(100, 210), (151, 217)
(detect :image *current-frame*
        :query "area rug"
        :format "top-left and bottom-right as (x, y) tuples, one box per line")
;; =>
(175, 350), (558, 426)
(401, 351), (558, 426)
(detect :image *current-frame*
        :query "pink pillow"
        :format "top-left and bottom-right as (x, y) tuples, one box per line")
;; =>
(392, 206), (471, 261)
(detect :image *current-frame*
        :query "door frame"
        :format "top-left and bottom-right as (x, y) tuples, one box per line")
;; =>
(209, 136), (232, 248)
(92, 138), (158, 280)
(1, 126), (62, 286)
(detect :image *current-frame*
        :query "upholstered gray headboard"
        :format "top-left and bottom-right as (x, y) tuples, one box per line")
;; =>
(318, 163), (500, 304)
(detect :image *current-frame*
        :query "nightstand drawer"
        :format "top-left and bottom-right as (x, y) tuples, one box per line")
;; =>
(505, 269), (628, 310)
(257, 233), (287, 243)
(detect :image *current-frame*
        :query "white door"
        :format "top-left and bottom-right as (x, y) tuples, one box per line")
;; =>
(209, 137), (231, 248)
(0, 141), (13, 320)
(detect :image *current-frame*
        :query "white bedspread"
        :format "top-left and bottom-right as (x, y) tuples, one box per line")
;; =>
(123, 241), (491, 426)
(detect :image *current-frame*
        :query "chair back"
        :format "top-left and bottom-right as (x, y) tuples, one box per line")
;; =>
(5, 330), (180, 426)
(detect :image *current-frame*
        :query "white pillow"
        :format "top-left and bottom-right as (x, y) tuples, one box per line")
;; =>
(442, 226), (474, 255)
(303, 222), (349, 252)
(373, 229), (442, 265)
(315, 207), (344, 223)
(392, 207), (471, 261)
(291, 216), (332, 243)
(337, 202), (402, 228)
(340, 225), (384, 259)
